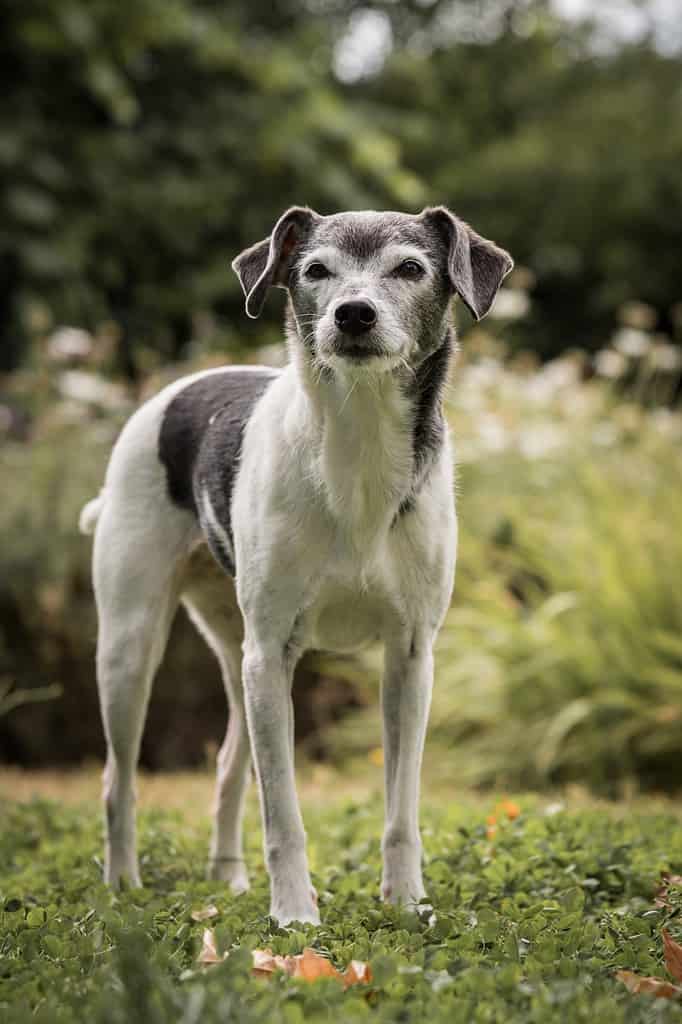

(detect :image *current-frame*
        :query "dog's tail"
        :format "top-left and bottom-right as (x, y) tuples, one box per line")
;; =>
(79, 491), (105, 535)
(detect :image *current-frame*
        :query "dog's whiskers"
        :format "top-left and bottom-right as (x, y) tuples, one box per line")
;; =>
(339, 376), (359, 414)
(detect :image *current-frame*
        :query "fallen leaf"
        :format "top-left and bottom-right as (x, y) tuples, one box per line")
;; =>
(191, 904), (219, 922)
(663, 930), (682, 983)
(290, 947), (342, 983)
(616, 970), (682, 999)
(197, 932), (372, 988)
(251, 948), (290, 978)
(198, 928), (225, 965)
(500, 799), (521, 820)
(343, 959), (373, 988)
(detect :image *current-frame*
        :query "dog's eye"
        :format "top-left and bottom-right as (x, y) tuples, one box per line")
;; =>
(305, 262), (330, 281)
(394, 259), (425, 279)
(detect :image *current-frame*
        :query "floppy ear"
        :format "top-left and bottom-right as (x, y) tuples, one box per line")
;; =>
(422, 206), (513, 321)
(231, 206), (317, 319)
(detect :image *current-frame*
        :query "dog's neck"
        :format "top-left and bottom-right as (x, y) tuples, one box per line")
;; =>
(287, 318), (453, 550)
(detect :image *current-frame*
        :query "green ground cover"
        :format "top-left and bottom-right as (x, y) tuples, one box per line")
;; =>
(3, 791), (682, 1022)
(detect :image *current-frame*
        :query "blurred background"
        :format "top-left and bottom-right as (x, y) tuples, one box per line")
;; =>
(1, 0), (681, 795)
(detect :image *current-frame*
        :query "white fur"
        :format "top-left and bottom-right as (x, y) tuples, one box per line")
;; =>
(201, 486), (235, 567)
(82, 351), (456, 928)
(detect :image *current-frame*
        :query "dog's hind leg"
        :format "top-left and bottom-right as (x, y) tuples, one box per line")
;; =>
(93, 504), (190, 888)
(182, 551), (250, 892)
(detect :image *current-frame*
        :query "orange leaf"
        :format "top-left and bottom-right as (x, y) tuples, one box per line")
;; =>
(500, 799), (521, 820)
(616, 970), (682, 999)
(663, 930), (682, 983)
(251, 948), (279, 977)
(343, 959), (373, 988)
(198, 928), (225, 965)
(198, 933), (372, 988)
(290, 947), (342, 983)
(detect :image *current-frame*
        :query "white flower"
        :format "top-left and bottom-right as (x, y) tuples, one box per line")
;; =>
(612, 327), (651, 358)
(47, 326), (93, 362)
(487, 288), (530, 320)
(524, 357), (581, 404)
(476, 413), (509, 452)
(458, 358), (504, 392)
(650, 342), (682, 372)
(58, 370), (129, 410)
(592, 422), (619, 447)
(518, 423), (565, 459)
(650, 409), (682, 438)
(594, 348), (627, 379)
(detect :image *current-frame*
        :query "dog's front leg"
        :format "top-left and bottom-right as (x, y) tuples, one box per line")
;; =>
(242, 636), (319, 926)
(381, 630), (434, 909)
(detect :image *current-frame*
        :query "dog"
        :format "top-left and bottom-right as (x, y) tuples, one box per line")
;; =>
(79, 205), (512, 925)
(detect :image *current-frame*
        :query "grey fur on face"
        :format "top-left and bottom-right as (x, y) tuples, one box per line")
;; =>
(232, 206), (513, 373)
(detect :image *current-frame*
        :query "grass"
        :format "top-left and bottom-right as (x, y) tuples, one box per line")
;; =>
(3, 771), (682, 1021)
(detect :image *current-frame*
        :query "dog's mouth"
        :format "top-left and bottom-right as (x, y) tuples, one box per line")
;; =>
(331, 333), (387, 362)
(334, 343), (385, 361)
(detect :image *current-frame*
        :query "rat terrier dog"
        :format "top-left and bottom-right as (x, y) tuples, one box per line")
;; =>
(80, 206), (512, 925)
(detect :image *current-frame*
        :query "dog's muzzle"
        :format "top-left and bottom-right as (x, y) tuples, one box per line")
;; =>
(334, 300), (377, 336)
(332, 300), (383, 360)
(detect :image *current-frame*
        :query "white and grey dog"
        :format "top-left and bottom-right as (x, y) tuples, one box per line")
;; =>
(80, 205), (512, 925)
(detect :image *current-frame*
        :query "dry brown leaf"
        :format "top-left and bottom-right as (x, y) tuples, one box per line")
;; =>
(663, 930), (682, 983)
(616, 970), (682, 999)
(290, 947), (342, 983)
(343, 959), (373, 989)
(191, 904), (219, 922)
(198, 928), (225, 965)
(251, 948), (292, 978)
(197, 931), (372, 988)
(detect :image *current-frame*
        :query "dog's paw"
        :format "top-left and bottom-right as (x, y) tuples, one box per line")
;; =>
(207, 858), (250, 893)
(105, 862), (142, 890)
(270, 887), (320, 927)
(272, 905), (321, 927)
(381, 877), (426, 909)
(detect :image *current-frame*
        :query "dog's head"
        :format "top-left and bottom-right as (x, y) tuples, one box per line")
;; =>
(232, 207), (512, 373)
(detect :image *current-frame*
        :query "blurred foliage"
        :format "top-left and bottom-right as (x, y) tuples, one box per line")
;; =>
(1, 0), (682, 372)
(2, 322), (682, 789)
(2, 0), (682, 789)
(326, 335), (682, 794)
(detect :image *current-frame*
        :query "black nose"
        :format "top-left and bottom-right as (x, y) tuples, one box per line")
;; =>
(334, 300), (377, 336)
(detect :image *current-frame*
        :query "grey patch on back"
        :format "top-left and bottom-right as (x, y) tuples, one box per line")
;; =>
(158, 369), (279, 572)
